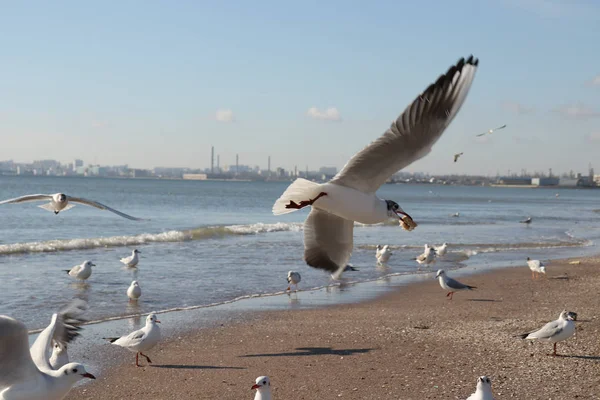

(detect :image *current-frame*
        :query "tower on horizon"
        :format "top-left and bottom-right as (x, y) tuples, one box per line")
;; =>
(217, 155), (220, 173)
(211, 146), (214, 174)
(268, 156), (271, 175)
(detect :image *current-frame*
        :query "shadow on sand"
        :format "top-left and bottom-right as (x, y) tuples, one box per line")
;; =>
(152, 365), (246, 370)
(241, 347), (375, 358)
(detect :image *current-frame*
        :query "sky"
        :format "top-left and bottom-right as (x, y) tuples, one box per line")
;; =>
(1, 0), (599, 176)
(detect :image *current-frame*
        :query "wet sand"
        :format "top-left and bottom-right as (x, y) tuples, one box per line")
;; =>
(66, 258), (600, 399)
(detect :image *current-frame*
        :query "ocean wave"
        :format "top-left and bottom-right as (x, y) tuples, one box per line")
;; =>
(356, 239), (590, 253)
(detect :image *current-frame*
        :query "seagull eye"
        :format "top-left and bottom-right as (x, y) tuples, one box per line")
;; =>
(263, 381), (266, 385)
(72, 368), (77, 373)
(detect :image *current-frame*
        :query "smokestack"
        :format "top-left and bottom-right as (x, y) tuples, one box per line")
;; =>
(211, 146), (214, 174)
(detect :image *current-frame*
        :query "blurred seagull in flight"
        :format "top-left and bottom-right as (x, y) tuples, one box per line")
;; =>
(476, 124), (507, 137)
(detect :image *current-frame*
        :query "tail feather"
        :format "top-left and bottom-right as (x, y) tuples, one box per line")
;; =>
(272, 178), (322, 215)
(64, 270), (71, 274)
(103, 337), (120, 343)
(38, 203), (56, 212)
(517, 333), (529, 339)
(467, 285), (477, 290)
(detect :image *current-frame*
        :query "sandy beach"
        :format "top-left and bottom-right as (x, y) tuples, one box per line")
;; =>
(66, 258), (600, 400)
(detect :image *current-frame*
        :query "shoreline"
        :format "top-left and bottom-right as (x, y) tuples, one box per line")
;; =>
(64, 255), (600, 399)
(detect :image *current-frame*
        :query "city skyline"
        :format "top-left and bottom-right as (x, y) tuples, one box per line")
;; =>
(1, 1), (599, 175)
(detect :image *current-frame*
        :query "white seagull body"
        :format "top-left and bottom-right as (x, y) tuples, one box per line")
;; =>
(416, 246), (435, 266)
(120, 249), (141, 268)
(466, 376), (494, 400)
(376, 245), (393, 264)
(65, 260), (96, 281)
(286, 271), (301, 291)
(0, 193), (145, 221)
(436, 269), (476, 300)
(476, 124), (507, 137)
(105, 313), (161, 367)
(435, 243), (448, 257)
(64, 261), (95, 281)
(519, 310), (575, 356)
(127, 281), (142, 300)
(252, 376), (272, 400)
(0, 315), (95, 400)
(272, 56), (479, 278)
(526, 257), (546, 280)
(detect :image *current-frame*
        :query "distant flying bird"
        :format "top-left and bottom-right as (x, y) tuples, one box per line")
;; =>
(272, 56), (479, 279)
(476, 124), (507, 137)
(0, 193), (145, 220)
(453, 152), (464, 162)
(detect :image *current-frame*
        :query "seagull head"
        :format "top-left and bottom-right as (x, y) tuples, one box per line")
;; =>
(55, 193), (67, 203)
(252, 376), (271, 392)
(435, 269), (445, 278)
(133, 249), (141, 254)
(476, 376), (492, 391)
(385, 200), (411, 220)
(147, 312), (161, 324)
(59, 363), (96, 382)
(84, 261), (96, 267)
(131, 280), (139, 287)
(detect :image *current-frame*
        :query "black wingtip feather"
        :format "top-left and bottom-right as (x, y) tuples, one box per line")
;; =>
(103, 337), (119, 343)
(517, 333), (529, 339)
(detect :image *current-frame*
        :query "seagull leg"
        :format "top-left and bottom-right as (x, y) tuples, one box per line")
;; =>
(140, 352), (152, 363)
(285, 192), (327, 210)
(553, 343), (557, 356)
(136, 352), (140, 367)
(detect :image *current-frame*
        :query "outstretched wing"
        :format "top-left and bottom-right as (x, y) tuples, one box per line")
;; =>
(0, 315), (40, 388)
(0, 194), (52, 205)
(330, 56), (479, 194)
(68, 196), (146, 221)
(303, 208), (354, 274)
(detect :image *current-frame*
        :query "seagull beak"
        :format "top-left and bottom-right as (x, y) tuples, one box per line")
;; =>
(82, 373), (96, 379)
(91, 264), (96, 267)
(155, 320), (161, 323)
(251, 384), (260, 390)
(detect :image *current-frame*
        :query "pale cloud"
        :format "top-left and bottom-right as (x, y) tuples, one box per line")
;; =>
(503, 0), (600, 20)
(502, 101), (535, 115)
(553, 103), (600, 119)
(587, 75), (600, 86)
(215, 109), (234, 123)
(587, 132), (600, 142)
(306, 107), (341, 121)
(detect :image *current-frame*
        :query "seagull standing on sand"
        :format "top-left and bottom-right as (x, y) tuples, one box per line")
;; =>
(466, 376), (494, 400)
(252, 376), (272, 400)
(476, 124), (507, 137)
(127, 281), (142, 301)
(120, 249), (141, 268)
(453, 152), (464, 162)
(286, 271), (301, 291)
(435, 243), (448, 257)
(104, 313), (161, 367)
(416, 246), (435, 267)
(0, 315), (95, 400)
(64, 261), (95, 281)
(272, 56), (479, 279)
(526, 257), (546, 280)
(436, 269), (476, 300)
(30, 299), (87, 372)
(520, 217), (532, 224)
(0, 193), (145, 220)
(519, 310), (575, 356)
(376, 245), (393, 264)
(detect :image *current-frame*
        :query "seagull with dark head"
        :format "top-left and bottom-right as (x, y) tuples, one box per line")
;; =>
(272, 55), (479, 279)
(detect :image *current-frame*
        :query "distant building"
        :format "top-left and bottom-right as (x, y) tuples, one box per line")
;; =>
(182, 173), (208, 180)
(319, 166), (337, 175)
(558, 178), (580, 187)
(73, 159), (84, 170)
(532, 177), (559, 186)
(497, 177), (532, 185)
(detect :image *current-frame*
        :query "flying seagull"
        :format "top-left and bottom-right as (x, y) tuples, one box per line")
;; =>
(453, 152), (463, 162)
(476, 124), (507, 137)
(272, 55), (479, 278)
(0, 315), (95, 400)
(0, 193), (145, 221)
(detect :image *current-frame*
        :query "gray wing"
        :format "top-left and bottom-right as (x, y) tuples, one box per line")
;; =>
(30, 299), (87, 372)
(527, 320), (563, 340)
(330, 56), (478, 193)
(68, 196), (146, 221)
(445, 277), (474, 290)
(0, 315), (40, 388)
(303, 208), (354, 273)
(475, 132), (487, 137)
(0, 194), (52, 205)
